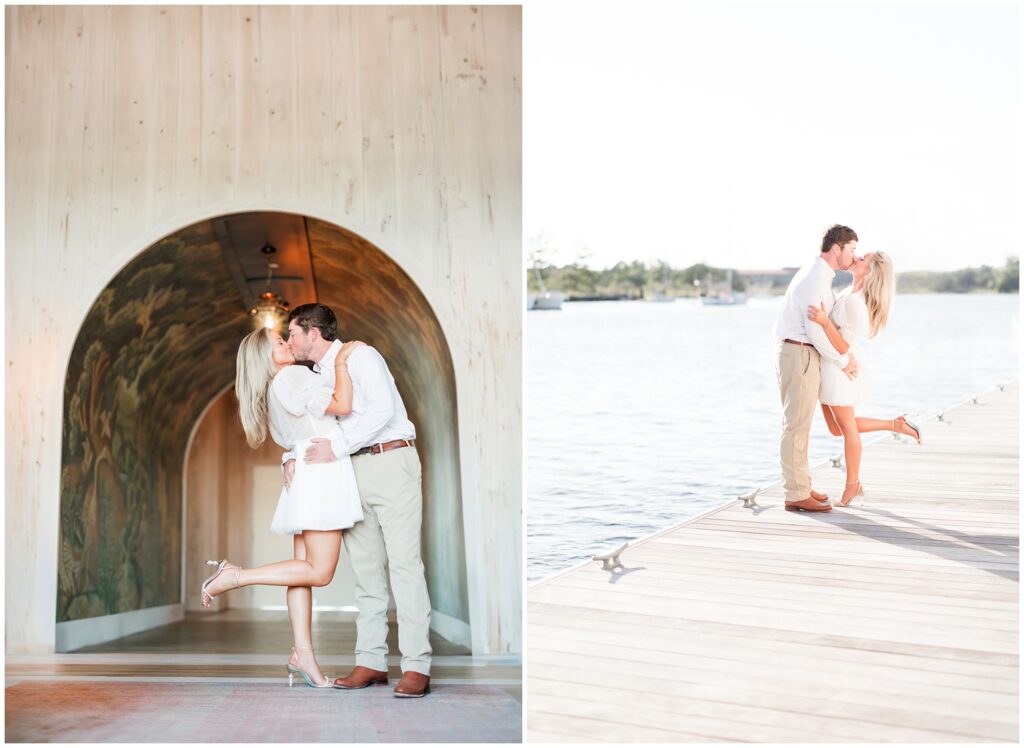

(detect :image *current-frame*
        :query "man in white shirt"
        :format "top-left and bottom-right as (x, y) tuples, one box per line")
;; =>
(282, 303), (432, 698)
(773, 225), (859, 512)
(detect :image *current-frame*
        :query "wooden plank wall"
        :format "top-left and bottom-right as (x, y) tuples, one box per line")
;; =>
(5, 5), (521, 655)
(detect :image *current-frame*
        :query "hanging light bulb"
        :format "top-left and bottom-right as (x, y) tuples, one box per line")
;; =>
(249, 261), (289, 332)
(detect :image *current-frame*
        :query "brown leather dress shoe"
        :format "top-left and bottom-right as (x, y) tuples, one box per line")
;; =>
(332, 665), (389, 689)
(393, 670), (430, 698)
(784, 496), (832, 512)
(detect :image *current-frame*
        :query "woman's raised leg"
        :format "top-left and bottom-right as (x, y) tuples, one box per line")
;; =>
(856, 415), (920, 441)
(204, 530), (342, 600)
(823, 404), (920, 440)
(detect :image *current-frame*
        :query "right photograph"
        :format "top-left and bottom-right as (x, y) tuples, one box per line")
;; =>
(525, 3), (1019, 743)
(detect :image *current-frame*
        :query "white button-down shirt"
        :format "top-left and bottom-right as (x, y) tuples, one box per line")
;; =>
(282, 339), (416, 463)
(773, 256), (849, 366)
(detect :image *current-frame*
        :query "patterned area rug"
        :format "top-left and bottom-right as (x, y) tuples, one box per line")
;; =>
(5, 681), (522, 743)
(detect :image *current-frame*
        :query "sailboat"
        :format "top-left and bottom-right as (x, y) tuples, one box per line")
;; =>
(700, 188), (746, 306)
(701, 267), (747, 306)
(530, 266), (566, 310)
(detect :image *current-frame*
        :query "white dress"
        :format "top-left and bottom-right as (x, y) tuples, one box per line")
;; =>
(266, 365), (363, 535)
(819, 288), (871, 407)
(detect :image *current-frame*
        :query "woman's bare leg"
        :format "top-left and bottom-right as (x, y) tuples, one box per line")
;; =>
(856, 416), (919, 440)
(820, 404), (843, 437)
(287, 534), (327, 685)
(287, 535), (313, 653)
(832, 405), (862, 504)
(206, 530), (342, 598)
(825, 405), (917, 438)
(854, 416), (893, 433)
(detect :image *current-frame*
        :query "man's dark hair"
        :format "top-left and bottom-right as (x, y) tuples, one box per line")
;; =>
(288, 303), (339, 341)
(821, 224), (858, 253)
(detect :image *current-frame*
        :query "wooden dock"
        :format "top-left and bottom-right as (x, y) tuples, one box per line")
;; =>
(528, 383), (1019, 742)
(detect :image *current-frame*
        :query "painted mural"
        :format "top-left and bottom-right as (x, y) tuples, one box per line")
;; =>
(58, 222), (251, 622)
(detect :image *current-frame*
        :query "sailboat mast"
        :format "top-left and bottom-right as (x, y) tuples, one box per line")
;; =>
(727, 185), (732, 291)
(533, 265), (548, 294)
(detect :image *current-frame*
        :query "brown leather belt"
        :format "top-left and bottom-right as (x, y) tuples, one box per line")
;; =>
(353, 438), (415, 457)
(783, 338), (814, 347)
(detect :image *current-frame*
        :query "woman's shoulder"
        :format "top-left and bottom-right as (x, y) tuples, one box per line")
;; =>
(839, 288), (865, 306)
(272, 364), (317, 390)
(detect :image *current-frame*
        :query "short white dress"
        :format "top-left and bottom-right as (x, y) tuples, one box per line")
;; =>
(819, 288), (872, 407)
(266, 365), (363, 535)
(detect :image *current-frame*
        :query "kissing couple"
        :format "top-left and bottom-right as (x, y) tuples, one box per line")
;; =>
(200, 303), (432, 698)
(775, 224), (922, 511)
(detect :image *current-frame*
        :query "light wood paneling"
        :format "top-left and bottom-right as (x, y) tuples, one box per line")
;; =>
(438, 5), (524, 654)
(527, 384), (1019, 742)
(327, 6), (365, 221)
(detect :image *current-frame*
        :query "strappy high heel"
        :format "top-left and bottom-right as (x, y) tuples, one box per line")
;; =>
(287, 646), (333, 688)
(895, 414), (922, 444)
(839, 480), (864, 507)
(200, 559), (240, 608)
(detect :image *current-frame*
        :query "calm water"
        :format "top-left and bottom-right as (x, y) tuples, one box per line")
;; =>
(527, 293), (1019, 581)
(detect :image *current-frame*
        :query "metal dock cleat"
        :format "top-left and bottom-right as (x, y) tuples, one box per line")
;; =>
(593, 542), (629, 572)
(738, 488), (760, 508)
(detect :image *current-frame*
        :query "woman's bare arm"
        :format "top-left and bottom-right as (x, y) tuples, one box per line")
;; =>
(807, 303), (849, 355)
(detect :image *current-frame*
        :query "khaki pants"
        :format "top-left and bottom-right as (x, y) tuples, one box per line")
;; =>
(344, 446), (432, 675)
(777, 342), (820, 501)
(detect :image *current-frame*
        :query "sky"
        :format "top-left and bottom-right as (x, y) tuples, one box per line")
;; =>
(524, 2), (1021, 272)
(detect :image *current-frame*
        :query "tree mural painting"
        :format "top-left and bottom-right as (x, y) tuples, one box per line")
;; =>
(59, 222), (251, 622)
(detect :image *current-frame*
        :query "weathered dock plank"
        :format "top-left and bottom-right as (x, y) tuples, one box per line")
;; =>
(527, 383), (1019, 742)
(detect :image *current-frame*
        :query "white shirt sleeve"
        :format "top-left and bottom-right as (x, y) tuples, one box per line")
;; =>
(274, 365), (332, 467)
(272, 365), (331, 417)
(795, 273), (849, 367)
(329, 347), (396, 459)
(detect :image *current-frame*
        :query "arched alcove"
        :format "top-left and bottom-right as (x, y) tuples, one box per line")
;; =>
(57, 212), (469, 648)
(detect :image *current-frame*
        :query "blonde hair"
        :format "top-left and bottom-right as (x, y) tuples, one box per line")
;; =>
(235, 328), (278, 448)
(862, 251), (895, 337)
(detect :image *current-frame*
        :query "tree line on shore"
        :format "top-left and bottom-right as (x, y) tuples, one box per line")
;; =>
(527, 256), (1019, 298)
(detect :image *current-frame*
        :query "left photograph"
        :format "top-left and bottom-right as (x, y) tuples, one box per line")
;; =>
(5, 5), (522, 743)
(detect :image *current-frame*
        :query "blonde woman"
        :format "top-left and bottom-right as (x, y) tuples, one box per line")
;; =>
(200, 328), (365, 688)
(808, 252), (921, 506)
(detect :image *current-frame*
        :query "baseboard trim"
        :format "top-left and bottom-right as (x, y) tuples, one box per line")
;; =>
(429, 608), (472, 648)
(52, 604), (467, 653)
(55, 604), (184, 652)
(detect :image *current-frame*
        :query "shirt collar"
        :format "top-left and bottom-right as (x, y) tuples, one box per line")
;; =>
(815, 255), (836, 280)
(314, 339), (344, 373)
